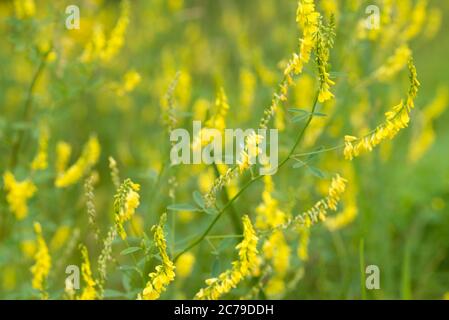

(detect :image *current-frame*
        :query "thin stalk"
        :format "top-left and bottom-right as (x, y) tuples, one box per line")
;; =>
(9, 49), (52, 168)
(212, 162), (242, 234)
(173, 91), (321, 262)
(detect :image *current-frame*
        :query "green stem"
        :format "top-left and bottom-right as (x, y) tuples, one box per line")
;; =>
(173, 91), (320, 262)
(9, 49), (51, 169)
(212, 162), (242, 234)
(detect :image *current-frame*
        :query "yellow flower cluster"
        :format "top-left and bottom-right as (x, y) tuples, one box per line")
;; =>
(50, 225), (71, 251)
(55, 141), (72, 174)
(192, 87), (229, 151)
(255, 176), (288, 230)
(31, 125), (49, 171)
(55, 136), (100, 188)
(373, 45), (412, 82)
(207, 87), (230, 132)
(409, 86), (448, 162)
(403, 0), (428, 41)
(30, 222), (51, 296)
(195, 215), (258, 300)
(115, 70), (141, 97)
(237, 133), (264, 173)
(113, 179), (140, 240)
(276, 175), (347, 231)
(297, 226), (310, 261)
(255, 176), (290, 296)
(263, 230), (290, 296)
(259, 0), (319, 129)
(13, 0), (35, 19)
(325, 164), (358, 231)
(139, 214), (175, 300)
(295, 0), (320, 75)
(344, 59), (420, 160)
(81, 0), (130, 63)
(315, 22), (335, 103)
(3, 171), (37, 220)
(78, 245), (97, 300)
(175, 252), (195, 279)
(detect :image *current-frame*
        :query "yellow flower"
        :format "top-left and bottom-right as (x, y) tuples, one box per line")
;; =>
(21, 240), (37, 259)
(30, 222), (51, 297)
(295, 0), (320, 73)
(297, 226), (310, 261)
(13, 0), (35, 19)
(114, 179), (140, 240)
(344, 59), (420, 160)
(325, 164), (358, 231)
(3, 171), (37, 220)
(403, 0), (427, 41)
(195, 215), (258, 300)
(193, 99), (210, 121)
(81, 0), (130, 63)
(168, 0), (183, 12)
(206, 87), (229, 132)
(55, 141), (72, 174)
(175, 252), (195, 278)
(276, 175), (347, 231)
(237, 133), (264, 173)
(374, 45), (412, 82)
(101, 0), (130, 62)
(255, 175), (287, 230)
(409, 86), (448, 162)
(50, 226), (71, 251)
(55, 136), (100, 188)
(31, 125), (49, 171)
(265, 276), (285, 296)
(197, 168), (215, 194)
(139, 214), (175, 300)
(315, 20), (335, 103)
(78, 245), (97, 300)
(81, 25), (106, 63)
(115, 70), (141, 96)
(263, 230), (290, 276)
(259, 0), (320, 130)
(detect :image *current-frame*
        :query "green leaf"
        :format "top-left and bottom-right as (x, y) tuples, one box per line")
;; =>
(288, 108), (309, 114)
(311, 112), (327, 117)
(291, 114), (310, 123)
(292, 159), (307, 169)
(290, 109), (327, 123)
(120, 247), (141, 256)
(203, 207), (219, 215)
(211, 257), (221, 277)
(167, 203), (200, 212)
(307, 166), (326, 179)
(193, 191), (205, 208)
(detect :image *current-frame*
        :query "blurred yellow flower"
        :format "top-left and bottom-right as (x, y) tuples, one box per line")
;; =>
(114, 179), (140, 240)
(175, 252), (195, 278)
(50, 226), (71, 251)
(3, 171), (37, 220)
(13, 0), (35, 19)
(139, 214), (176, 300)
(78, 245), (97, 300)
(195, 215), (258, 300)
(31, 222), (51, 297)
(55, 136), (100, 188)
